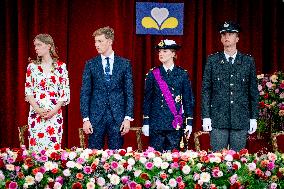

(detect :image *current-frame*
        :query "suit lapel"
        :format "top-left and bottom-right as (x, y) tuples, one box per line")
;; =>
(235, 52), (242, 65)
(90, 56), (106, 86)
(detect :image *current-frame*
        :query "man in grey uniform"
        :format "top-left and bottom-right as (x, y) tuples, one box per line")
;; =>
(202, 21), (259, 152)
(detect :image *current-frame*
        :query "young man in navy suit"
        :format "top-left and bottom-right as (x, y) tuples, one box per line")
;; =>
(80, 26), (134, 149)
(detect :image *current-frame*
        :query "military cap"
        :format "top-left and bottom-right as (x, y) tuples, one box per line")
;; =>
(155, 39), (181, 50)
(219, 21), (241, 33)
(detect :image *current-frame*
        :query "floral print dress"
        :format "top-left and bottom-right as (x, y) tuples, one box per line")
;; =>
(25, 61), (70, 151)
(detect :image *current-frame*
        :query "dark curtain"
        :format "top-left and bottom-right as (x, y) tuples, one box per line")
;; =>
(0, 0), (283, 149)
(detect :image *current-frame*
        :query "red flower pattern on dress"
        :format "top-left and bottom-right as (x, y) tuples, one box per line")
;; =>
(30, 138), (36, 146)
(38, 66), (43, 72)
(47, 126), (55, 136)
(50, 76), (56, 84)
(37, 133), (44, 138)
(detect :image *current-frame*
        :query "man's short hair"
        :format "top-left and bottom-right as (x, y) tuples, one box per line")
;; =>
(92, 26), (114, 41)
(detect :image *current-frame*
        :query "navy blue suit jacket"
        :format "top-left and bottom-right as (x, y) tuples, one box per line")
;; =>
(80, 55), (134, 126)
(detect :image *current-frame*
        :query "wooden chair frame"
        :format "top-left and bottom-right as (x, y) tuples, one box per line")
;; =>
(18, 125), (28, 146)
(194, 131), (210, 151)
(79, 127), (143, 151)
(271, 131), (284, 152)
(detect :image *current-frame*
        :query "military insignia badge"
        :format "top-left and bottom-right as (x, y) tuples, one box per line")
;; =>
(224, 22), (229, 27)
(175, 95), (181, 103)
(220, 60), (225, 64)
(158, 41), (164, 47)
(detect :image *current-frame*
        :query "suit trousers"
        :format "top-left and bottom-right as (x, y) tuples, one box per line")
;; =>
(210, 128), (248, 152)
(150, 129), (182, 152)
(88, 106), (123, 149)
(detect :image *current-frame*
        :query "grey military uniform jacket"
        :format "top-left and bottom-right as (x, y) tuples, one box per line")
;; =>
(202, 52), (259, 130)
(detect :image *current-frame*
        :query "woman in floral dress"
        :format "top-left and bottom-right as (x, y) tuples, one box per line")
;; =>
(25, 34), (70, 151)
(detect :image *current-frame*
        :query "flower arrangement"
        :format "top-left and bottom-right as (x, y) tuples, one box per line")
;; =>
(1, 146), (284, 188)
(257, 71), (284, 134)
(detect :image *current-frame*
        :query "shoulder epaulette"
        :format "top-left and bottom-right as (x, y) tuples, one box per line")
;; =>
(145, 67), (156, 76)
(208, 52), (220, 57)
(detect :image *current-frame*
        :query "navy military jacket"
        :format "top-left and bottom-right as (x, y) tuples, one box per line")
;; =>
(143, 65), (194, 130)
(202, 52), (259, 130)
(80, 55), (134, 126)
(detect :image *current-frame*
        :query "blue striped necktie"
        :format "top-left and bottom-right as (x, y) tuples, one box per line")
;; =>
(105, 57), (110, 81)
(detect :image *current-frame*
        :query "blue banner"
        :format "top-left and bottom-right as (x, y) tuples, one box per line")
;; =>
(136, 2), (184, 35)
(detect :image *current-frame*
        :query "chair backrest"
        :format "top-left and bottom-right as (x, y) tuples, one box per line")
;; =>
(194, 131), (211, 151)
(271, 131), (284, 152)
(129, 127), (143, 152)
(78, 127), (143, 151)
(18, 125), (28, 147)
(78, 128), (87, 149)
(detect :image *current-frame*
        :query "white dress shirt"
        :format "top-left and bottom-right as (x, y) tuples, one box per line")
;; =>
(224, 51), (237, 64)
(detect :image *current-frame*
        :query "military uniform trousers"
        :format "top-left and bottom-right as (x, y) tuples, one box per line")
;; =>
(210, 128), (247, 152)
(150, 128), (183, 152)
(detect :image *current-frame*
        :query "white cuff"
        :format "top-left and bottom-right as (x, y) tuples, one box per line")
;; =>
(83, 117), (89, 122)
(124, 116), (134, 121)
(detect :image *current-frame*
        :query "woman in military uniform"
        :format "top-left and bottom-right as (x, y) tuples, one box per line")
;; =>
(142, 39), (195, 152)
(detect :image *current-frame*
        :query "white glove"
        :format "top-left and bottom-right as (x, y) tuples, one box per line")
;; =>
(184, 125), (192, 138)
(142, 125), (149, 136)
(248, 119), (257, 134)
(202, 118), (212, 131)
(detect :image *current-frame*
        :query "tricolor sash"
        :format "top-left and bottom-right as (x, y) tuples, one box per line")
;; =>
(152, 68), (183, 130)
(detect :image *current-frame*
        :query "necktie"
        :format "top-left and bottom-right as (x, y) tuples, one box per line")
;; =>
(105, 57), (110, 81)
(167, 69), (171, 77)
(228, 57), (233, 64)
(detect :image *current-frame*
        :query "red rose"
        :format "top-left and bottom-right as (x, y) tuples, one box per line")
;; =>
(259, 101), (265, 108)
(91, 162), (97, 170)
(160, 173), (167, 180)
(32, 168), (39, 175)
(233, 153), (240, 160)
(76, 173), (84, 180)
(0, 159), (5, 168)
(194, 184), (202, 189)
(24, 158), (34, 168)
(179, 160), (186, 168)
(119, 149), (126, 156)
(178, 182), (186, 189)
(50, 152), (61, 160)
(140, 173), (149, 180)
(264, 93), (269, 99)
(17, 172), (25, 179)
(51, 168), (58, 174)
(123, 162), (128, 168)
(239, 149), (248, 156)
(200, 156), (209, 163)
(61, 160), (67, 169)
